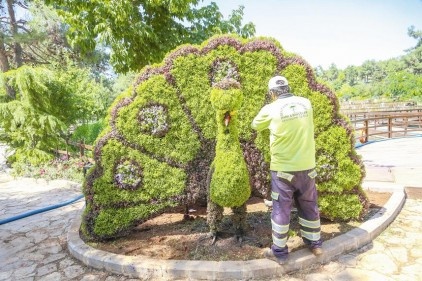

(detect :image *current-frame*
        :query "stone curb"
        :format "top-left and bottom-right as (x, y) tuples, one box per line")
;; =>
(67, 183), (405, 280)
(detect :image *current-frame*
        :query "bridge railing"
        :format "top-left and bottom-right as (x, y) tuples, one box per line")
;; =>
(340, 101), (419, 112)
(54, 140), (94, 160)
(344, 112), (422, 144)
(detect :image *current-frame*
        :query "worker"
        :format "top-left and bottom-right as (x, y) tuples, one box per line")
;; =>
(251, 75), (323, 265)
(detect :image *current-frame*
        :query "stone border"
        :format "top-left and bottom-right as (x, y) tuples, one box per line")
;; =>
(67, 185), (405, 280)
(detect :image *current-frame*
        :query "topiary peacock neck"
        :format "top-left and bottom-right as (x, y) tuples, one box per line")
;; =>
(209, 84), (251, 208)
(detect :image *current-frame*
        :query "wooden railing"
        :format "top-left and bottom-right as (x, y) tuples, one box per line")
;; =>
(54, 140), (94, 160)
(346, 112), (422, 143)
(341, 101), (419, 111)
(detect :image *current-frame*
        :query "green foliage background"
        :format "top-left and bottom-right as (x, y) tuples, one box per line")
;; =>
(0, 65), (108, 165)
(45, 0), (256, 73)
(82, 35), (367, 240)
(316, 31), (422, 102)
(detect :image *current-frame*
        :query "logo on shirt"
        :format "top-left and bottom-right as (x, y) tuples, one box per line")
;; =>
(280, 102), (309, 121)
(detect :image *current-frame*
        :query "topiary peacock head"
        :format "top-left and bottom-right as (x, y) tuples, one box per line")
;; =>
(81, 35), (367, 241)
(210, 78), (242, 110)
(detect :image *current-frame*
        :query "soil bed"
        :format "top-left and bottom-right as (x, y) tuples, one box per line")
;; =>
(88, 191), (390, 261)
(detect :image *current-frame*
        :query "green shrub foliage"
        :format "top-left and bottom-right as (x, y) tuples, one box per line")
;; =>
(82, 35), (367, 240)
(209, 80), (251, 208)
(71, 121), (105, 145)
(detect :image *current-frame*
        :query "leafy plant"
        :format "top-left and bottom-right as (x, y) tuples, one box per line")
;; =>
(12, 157), (87, 183)
(71, 121), (105, 145)
(0, 65), (108, 165)
(45, 0), (255, 73)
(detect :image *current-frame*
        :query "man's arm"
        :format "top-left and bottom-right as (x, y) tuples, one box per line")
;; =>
(251, 106), (271, 131)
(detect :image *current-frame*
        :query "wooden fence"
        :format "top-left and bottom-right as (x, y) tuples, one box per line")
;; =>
(345, 111), (422, 144)
(54, 140), (94, 160)
(341, 101), (419, 112)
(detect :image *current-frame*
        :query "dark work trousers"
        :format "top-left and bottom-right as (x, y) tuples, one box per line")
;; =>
(270, 169), (322, 258)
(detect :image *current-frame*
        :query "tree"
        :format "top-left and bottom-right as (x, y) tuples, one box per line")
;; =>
(0, 0), (25, 99)
(344, 65), (358, 86)
(325, 63), (339, 82)
(332, 71), (346, 91)
(403, 26), (422, 74)
(0, 65), (108, 165)
(379, 58), (405, 74)
(0, 1), (110, 97)
(44, 0), (256, 73)
(338, 83), (357, 101)
(383, 71), (422, 101)
(314, 65), (325, 79)
(187, 3), (255, 42)
(317, 26), (422, 102)
(407, 25), (422, 50)
(359, 60), (375, 83)
(0, 1), (70, 70)
(403, 45), (422, 75)
(0, 1), (73, 100)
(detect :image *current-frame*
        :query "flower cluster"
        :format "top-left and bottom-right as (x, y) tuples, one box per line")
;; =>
(212, 78), (241, 90)
(114, 159), (143, 190)
(210, 59), (240, 87)
(138, 104), (169, 137)
(12, 157), (87, 183)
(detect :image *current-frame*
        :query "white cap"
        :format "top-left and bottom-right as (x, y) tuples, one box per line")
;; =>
(268, 76), (288, 90)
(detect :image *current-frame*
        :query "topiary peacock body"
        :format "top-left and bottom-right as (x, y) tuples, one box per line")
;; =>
(81, 35), (367, 241)
(206, 78), (251, 242)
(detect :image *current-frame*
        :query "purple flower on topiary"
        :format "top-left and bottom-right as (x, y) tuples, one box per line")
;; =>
(241, 40), (284, 63)
(212, 78), (241, 90)
(210, 59), (240, 87)
(114, 159), (143, 190)
(165, 46), (200, 65)
(201, 37), (242, 54)
(138, 103), (170, 137)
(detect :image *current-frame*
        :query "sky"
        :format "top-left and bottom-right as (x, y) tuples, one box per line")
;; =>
(203, 0), (422, 69)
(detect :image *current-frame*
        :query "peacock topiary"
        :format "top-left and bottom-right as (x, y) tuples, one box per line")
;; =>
(81, 35), (367, 241)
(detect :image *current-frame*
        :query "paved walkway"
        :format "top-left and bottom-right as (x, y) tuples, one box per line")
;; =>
(0, 138), (421, 281)
(357, 137), (422, 187)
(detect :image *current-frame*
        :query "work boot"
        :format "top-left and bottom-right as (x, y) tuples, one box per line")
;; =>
(310, 247), (323, 256)
(263, 249), (288, 265)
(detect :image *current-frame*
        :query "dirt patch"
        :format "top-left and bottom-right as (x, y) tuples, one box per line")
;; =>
(88, 191), (391, 261)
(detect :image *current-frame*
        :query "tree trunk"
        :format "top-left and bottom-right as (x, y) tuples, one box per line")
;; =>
(0, 40), (16, 99)
(7, 0), (23, 67)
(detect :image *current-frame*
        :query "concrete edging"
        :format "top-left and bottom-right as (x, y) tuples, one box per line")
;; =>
(67, 184), (405, 280)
